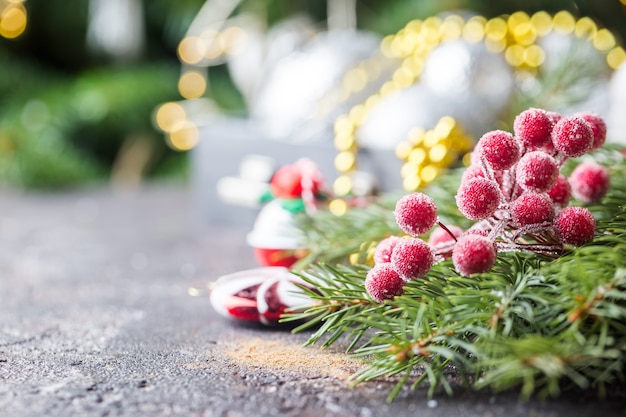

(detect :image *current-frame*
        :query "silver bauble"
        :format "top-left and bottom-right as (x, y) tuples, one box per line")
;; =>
(250, 30), (382, 141)
(358, 40), (513, 150)
(608, 63), (626, 145)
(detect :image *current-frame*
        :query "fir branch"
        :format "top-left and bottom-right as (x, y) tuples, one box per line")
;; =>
(287, 146), (626, 400)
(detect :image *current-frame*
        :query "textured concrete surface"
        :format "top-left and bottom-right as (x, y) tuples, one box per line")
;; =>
(1, 185), (625, 417)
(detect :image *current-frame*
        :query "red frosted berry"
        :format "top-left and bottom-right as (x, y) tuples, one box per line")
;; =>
(555, 206), (596, 246)
(452, 234), (497, 277)
(514, 108), (554, 148)
(478, 130), (521, 171)
(569, 162), (610, 203)
(428, 225), (463, 246)
(515, 151), (559, 192)
(461, 164), (486, 183)
(575, 112), (606, 150)
(510, 192), (555, 226)
(394, 192), (438, 236)
(545, 111), (562, 125)
(551, 116), (594, 157)
(374, 236), (400, 264)
(390, 237), (434, 281)
(365, 263), (405, 303)
(547, 174), (572, 206)
(456, 178), (501, 220)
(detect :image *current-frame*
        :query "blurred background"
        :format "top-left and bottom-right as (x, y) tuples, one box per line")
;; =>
(0, 0), (625, 191)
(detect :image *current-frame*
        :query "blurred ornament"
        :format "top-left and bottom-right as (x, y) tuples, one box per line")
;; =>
(209, 267), (313, 325)
(250, 30), (385, 141)
(357, 40), (512, 151)
(246, 159), (326, 267)
(608, 63), (626, 145)
(87, 0), (145, 61)
(227, 15), (317, 107)
(247, 199), (306, 267)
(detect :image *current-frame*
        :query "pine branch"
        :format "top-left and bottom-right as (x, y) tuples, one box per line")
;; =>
(286, 146), (626, 400)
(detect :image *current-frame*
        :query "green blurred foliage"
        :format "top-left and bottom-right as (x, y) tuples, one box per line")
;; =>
(0, 0), (623, 188)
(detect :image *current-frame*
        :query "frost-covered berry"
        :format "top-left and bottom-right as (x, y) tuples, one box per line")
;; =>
(461, 164), (486, 183)
(545, 110), (562, 125)
(515, 151), (559, 192)
(555, 206), (596, 246)
(514, 108), (554, 148)
(551, 116), (594, 157)
(456, 178), (501, 220)
(575, 112), (606, 150)
(390, 237), (434, 281)
(569, 162), (610, 203)
(547, 174), (572, 206)
(452, 234), (497, 277)
(374, 236), (400, 264)
(428, 225), (463, 246)
(394, 193), (438, 236)
(510, 192), (555, 226)
(478, 130), (521, 171)
(365, 263), (405, 303)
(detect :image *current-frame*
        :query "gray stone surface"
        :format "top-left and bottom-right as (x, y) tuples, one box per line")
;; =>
(1, 185), (625, 417)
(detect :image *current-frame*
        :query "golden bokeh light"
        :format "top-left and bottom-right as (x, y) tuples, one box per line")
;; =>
(154, 102), (186, 132)
(574, 17), (597, 39)
(462, 17), (485, 43)
(0, 2), (27, 39)
(530, 11), (553, 36)
(607, 46), (626, 70)
(200, 29), (223, 59)
(334, 151), (356, 172)
(329, 198), (348, 216)
(177, 36), (204, 65)
(178, 71), (206, 99)
(593, 28), (616, 51)
(552, 10), (575, 34)
(333, 175), (353, 197)
(221, 26), (247, 55)
(167, 120), (199, 151)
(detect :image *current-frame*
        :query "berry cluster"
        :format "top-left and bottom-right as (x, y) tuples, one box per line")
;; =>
(365, 108), (610, 303)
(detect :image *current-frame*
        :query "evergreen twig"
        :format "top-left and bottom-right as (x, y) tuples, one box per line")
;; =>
(286, 146), (626, 400)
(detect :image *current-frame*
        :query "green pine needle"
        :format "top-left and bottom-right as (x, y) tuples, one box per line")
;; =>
(285, 146), (626, 400)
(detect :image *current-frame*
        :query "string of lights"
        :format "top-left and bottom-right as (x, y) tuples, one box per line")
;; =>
(329, 10), (625, 215)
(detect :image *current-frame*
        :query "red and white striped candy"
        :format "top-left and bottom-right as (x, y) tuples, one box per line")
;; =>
(209, 267), (314, 326)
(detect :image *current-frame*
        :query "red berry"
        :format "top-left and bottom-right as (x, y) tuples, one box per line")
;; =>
(575, 112), (606, 150)
(428, 225), (463, 246)
(515, 151), (559, 192)
(545, 111), (562, 125)
(478, 130), (521, 171)
(551, 116), (594, 157)
(456, 178), (501, 220)
(510, 192), (555, 226)
(394, 192), (438, 236)
(569, 162), (610, 203)
(390, 237), (434, 281)
(365, 263), (405, 303)
(452, 234), (497, 277)
(555, 206), (596, 246)
(461, 164), (486, 183)
(374, 236), (400, 264)
(514, 108), (554, 148)
(547, 174), (572, 206)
